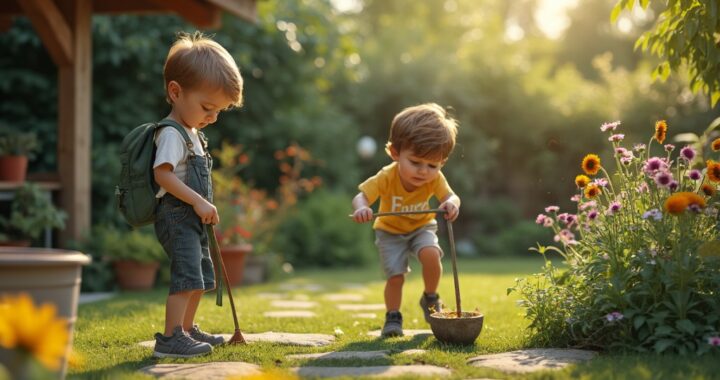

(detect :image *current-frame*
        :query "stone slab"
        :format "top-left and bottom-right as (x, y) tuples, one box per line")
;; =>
(263, 310), (316, 318)
(292, 365), (451, 378)
(270, 300), (318, 308)
(139, 362), (260, 379)
(287, 350), (390, 360)
(367, 329), (433, 338)
(278, 283), (325, 292)
(398, 349), (427, 356)
(467, 348), (598, 373)
(352, 313), (377, 319)
(140, 332), (335, 348)
(256, 292), (284, 299)
(323, 293), (365, 301)
(337, 303), (385, 311)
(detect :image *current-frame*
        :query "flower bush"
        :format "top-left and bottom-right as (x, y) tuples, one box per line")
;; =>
(0, 293), (70, 378)
(212, 142), (321, 252)
(511, 120), (720, 354)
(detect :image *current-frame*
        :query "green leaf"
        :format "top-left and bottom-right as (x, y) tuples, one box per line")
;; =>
(634, 315), (646, 329)
(611, 3), (623, 22)
(654, 338), (676, 353)
(676, 319), (696, 335)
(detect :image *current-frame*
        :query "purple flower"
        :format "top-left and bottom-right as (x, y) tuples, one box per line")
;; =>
(580, 201), (597, 210)
(689, 204), (702, 213)
(535, 214), (547, 225)
(554, 229), (577, 245)
(680, 146), (696, 161)
(570, 194), (581, 202)
(669, 180), (679, 191)
(545, 205), (560, 213)
(654, 171), (673, 188)
(609, 134), (625, 142)
(664, 144), (675, 152)
(607, 201), (622, 215)
(634, 143), (646, 152)
(587, 210), (599, 220)
(688, 169), (702, 181)
(644, 157), (668, 175)
(600, 121), (621, 132)
(605, 311), (624, 322)
(708, 336), (720, 346)
(642, 208), (662, 221)
(620, 156), (633, 165)
(615, 147), (627, 156)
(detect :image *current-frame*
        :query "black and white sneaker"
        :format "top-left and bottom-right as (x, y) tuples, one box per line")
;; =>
(189, 324), (225, 346)
(419, 292), (442, 323)
(381, 311), (403, 337)
(153, 326), (213, 358)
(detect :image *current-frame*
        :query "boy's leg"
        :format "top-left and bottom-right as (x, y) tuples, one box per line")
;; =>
(384, 274), (404, 311)
(165, 290), (193, 336)
(182, 290), (203, 331)
(417, 246), (442, 294)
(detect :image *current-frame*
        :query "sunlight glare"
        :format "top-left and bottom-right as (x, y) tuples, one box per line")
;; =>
(535, 0), (579, 39)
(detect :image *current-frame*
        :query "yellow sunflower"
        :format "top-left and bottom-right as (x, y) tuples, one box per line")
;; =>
(707, 160), (720, 183)
(0, 293), (69, 371)
(584, 183), (601, 198)
(654, 120), (668, 144)
(713, 138), (720, 152)
(581, 154), (601, 176)
(702, 183), (716, 197)
(575, 174), (591, 188)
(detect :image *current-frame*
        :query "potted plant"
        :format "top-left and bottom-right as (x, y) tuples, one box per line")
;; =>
(0, 126), (38, 182)
(0, 182), (66, 246)
(98, 227), (165, 291)
(212, 142), (320, 286)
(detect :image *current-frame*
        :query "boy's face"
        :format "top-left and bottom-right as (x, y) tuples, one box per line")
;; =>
(390, 147), (445, 192)
(168, 81), (234, 130)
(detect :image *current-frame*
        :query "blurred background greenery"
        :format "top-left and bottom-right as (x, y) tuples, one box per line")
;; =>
(1, 0), (718, 273)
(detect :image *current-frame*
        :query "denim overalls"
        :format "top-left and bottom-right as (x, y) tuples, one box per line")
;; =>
(154, 129), (215, 294)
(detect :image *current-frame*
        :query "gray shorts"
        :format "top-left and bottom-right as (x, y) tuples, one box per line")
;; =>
(375, 224), (443, 278)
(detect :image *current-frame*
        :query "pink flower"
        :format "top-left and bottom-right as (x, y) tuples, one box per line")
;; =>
(708, 336), (720, 346)
(545, 205), (560, 213)
(609, 134), (625, 142)
(605, 311), (624, 322)
(600, 121), (621, 132)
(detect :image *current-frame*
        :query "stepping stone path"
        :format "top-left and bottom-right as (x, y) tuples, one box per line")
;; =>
(278, 283), (325, 292)
(287, 350), (390, 360)
(256, 292), (284, 299)
(367, 329), (433, 338)
(263, 310), (316, 318)
(323, 293), (365, 301)
(292, 365), (451, 378)
(467, 348), (598, 373)
(140, 362), (260, 379)
(139, 332), (334, 348)
(352, 313), (377, 319)
(337, 303), (385, 311)
(270, 300), (317, 308)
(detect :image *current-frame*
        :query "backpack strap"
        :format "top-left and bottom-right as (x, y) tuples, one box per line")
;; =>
(157, 119), (196, 157)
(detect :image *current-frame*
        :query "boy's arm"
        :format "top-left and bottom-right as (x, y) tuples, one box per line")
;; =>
(154, 164), (219, 225)
(438, 193), (460, 221)
(351, 192), (373, 223)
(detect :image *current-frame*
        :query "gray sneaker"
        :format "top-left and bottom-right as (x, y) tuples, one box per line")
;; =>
(420, 292), (442, 323)
(153, 326), (213, 358)
(189, 324), (225, 346)
(381, 311), (403, 337)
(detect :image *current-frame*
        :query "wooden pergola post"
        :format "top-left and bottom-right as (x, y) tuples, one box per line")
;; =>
(18, 0), (92, 243)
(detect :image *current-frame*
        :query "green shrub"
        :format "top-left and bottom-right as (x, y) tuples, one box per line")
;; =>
(273, 191), (375, 268)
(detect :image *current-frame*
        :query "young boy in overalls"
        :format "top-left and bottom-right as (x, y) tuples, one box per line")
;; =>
(151, 32), (243, 358)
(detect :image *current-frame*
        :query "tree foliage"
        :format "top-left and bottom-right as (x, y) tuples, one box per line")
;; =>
(613, 0), (720, 105)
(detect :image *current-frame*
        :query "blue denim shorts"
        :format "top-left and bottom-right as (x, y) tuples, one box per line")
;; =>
(374, 223), (442, 278)
(154, 195), (215, 294)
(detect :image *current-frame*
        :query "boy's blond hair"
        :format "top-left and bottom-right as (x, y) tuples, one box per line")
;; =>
(385, 103), (458, 160)
(164, 32), (243, 107)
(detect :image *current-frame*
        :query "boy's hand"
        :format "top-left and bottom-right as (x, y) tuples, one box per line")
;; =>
(439, 200), (459, 222)
(193, 198), (220, 225)
(353, 206), (374, 223)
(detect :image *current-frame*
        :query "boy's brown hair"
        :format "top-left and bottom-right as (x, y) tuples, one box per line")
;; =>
(386, 103), (458, 160)
(164, 32), (243, 107)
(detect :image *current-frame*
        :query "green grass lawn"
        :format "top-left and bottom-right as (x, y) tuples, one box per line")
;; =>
(70, 257), (720, 379)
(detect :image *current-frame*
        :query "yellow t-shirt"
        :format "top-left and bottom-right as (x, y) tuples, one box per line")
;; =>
(359, 162), (453, 234)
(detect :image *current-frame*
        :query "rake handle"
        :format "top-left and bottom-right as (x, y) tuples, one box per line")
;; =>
(348, 208), (447, 218)
(446, 220), (462, 317)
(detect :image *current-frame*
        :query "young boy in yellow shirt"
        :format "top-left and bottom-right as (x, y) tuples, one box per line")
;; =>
(351, 103), (460, 337)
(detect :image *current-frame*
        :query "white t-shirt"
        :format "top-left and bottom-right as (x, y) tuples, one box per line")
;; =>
(153, 125), (206, 198)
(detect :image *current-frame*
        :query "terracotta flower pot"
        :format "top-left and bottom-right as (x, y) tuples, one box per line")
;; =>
(0, 155), (28, 182)
(220, 244), (252, 287)
(113, 260), (160, 291)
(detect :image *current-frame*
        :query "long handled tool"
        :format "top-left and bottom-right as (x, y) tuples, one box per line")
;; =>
(207, 224), (246, 344)
(351, 208), (462, 316)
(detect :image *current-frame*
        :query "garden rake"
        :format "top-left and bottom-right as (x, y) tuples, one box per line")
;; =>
(207, 224), (246, 344)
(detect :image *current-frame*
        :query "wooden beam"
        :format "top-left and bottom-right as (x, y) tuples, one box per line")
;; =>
(17, 0), (73, 67)
(57, 0), (92, 244)
(148, 0), (221, 29)
(206, 0), (256, 23)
